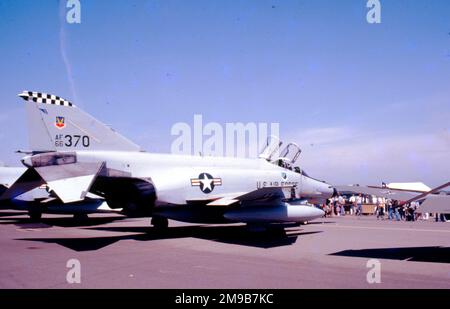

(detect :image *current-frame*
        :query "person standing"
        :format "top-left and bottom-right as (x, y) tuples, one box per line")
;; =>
(349, 194), (356, 215)
(338, 195), (345, 216)
(405, 204), (413, 221)
(325, 199), (331, 217)
(387, 199), (393, 220)
(435, 213), (447, 222)
(356, 194), (363, 216)
(392, 200), (400, 221)
(331, 196), (337, 216)
(377, 197), (385, 220)
(398, 203), (406, 220)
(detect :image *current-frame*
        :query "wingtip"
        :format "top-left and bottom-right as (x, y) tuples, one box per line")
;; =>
(18, 91), (30, 100)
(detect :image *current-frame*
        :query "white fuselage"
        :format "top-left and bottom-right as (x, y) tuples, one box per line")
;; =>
(72, 151), (333, 206)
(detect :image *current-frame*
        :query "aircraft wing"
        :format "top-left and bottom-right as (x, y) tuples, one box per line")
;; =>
(235, 186), (289, 202)
(417, 195), (450, 213)
(198, 186), (293, 207)
(335, 185), (419, 201)
(336, 184), (450, 214)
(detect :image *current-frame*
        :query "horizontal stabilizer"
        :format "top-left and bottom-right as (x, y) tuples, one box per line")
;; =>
(34, 162), (104, 203)
(46, 175), (97, 203)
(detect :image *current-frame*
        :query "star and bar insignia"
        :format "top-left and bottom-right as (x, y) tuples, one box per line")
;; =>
(191, 173), (222, 194)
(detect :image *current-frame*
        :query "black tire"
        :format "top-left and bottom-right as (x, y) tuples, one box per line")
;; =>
(28, 210), (42, 222)
(151, 216), (169, 229)
(267, 225), (286, 236)
(73, 213), (89, 222)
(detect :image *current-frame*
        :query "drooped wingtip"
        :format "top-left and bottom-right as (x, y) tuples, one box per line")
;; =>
(18, 91), (30, 100)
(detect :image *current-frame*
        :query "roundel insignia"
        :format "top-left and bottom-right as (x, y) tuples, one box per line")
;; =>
(190, 173), (222, 194)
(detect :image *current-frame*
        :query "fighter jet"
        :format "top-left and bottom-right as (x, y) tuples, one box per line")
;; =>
(0, 165), (117, 221)
(0, 91), (333, 230)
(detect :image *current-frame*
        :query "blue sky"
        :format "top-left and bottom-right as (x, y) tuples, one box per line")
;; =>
(0, 0), (449, 186)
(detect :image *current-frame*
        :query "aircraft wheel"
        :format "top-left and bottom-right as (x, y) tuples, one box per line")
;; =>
(28, 210), (42, 222)
(267, 225), (286, 236)
(73, 213), (89, 222)
(151, 216), (169, 229)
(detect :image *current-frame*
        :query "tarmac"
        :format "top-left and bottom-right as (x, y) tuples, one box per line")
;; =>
(0, 210), (449, 288)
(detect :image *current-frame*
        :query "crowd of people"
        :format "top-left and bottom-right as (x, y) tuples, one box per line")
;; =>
(320, 194), (447, 222)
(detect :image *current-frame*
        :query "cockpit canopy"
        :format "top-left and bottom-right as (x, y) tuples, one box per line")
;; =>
(259, 136), (303, 173)
(258, 135), (282, 162)
(279, 142), (301, 165)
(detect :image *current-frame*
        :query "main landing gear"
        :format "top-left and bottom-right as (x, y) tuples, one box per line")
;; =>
(73, 213), (89, 222)
(28, 210), (42, 222)
(151, 216), (169, 230)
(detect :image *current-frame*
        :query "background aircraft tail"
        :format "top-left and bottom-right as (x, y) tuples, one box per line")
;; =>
(19, 91), (141, 152)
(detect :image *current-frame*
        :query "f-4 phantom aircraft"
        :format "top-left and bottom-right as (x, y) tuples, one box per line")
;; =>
(0, 91), (333, 230)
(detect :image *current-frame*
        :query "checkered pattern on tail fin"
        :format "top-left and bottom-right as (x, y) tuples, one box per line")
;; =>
(19, 89), (141, 152)
(18, 91), (73, 107)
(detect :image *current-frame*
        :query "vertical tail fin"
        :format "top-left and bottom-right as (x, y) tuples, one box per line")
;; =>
(19, 91), (141, 152)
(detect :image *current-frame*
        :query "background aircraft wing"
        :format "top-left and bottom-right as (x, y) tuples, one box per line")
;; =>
(335, 185), (419, 201)
(0, 168), (45, 201)
(417, 195), (450, 213)
(337, 183), (450, 214)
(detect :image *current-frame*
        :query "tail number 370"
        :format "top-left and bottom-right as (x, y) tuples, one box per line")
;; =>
(55, 134), (90, 148)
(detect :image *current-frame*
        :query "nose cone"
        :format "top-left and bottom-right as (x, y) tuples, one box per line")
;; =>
(324, 184), (334, 198)
(317, 181), (334, 199)
(21, 155), (33, 167)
